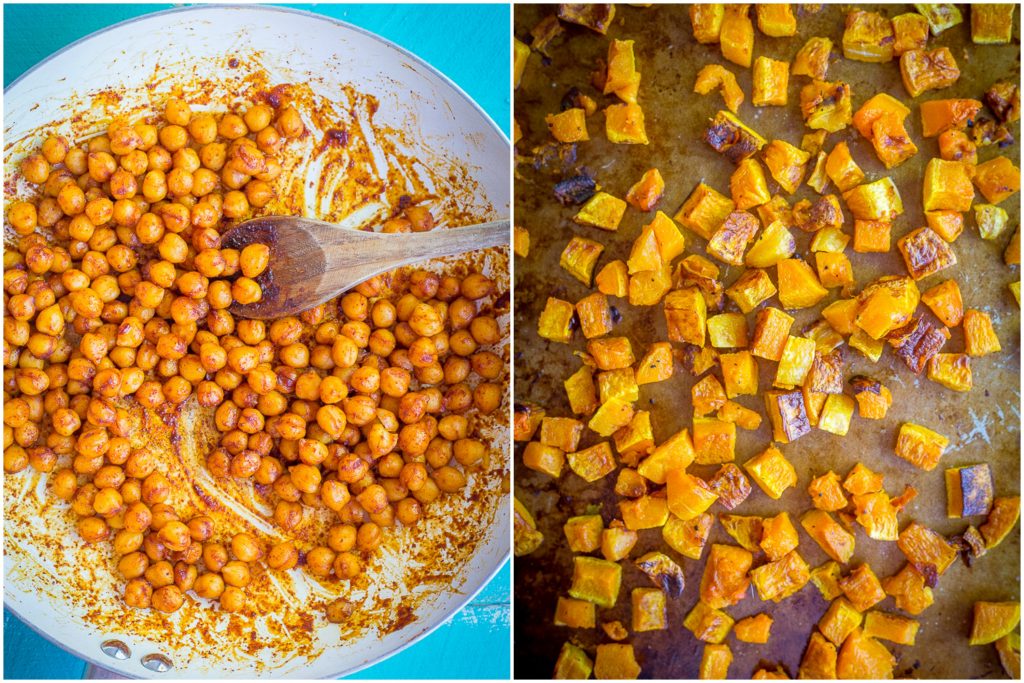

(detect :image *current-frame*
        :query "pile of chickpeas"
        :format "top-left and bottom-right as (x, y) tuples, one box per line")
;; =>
(3, 95), (505, 617)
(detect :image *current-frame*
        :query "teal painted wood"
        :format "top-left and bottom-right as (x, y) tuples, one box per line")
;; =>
(2, 4), (510, 680)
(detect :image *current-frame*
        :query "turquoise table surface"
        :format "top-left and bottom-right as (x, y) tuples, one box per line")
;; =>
(3, 4), (510, 680)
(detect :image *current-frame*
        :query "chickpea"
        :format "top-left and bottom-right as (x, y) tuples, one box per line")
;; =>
(356, 521), (382, 551)
(230, 532), (263, 562)
(220, 585), (246, 612)
(165, 98), (192, 126)
(433, 465), (467, 493)
(221, 560), (251, 587)
(158, 520), (191, 552)
(334, 552), (362, 580)
(244, 180), (274, 208)
(266, 541), (299, 570)
(151, 585), (184, 613)
(243, 104), (273, 132)
(305, 546), (335, 577)
(396, 497), (423, 525)
(320, 479), (351, 512)
(326, 597), (353, 622)
(290, 462), (322, 494)
(77, 515), (110, 543)
(193, 572), (225, 599)
(145, 560), (175, 588)
(22, 153), (51, 184)
(7, 201), (38, 235)
(41, 135), (70, 164)
(275, 107), (305, 137)
(405, 206), (435, 232)
(218, 113), (248, 140)
(124, 577), (153, 609)
(273, 499), (303, 529)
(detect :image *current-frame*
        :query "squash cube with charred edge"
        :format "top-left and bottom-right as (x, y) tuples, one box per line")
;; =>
(820, 597), (864, 646)
(564, 366), (599, 415)
(614, 410), (655, 463)
(605, 103), (649, 145)
(546, 108), (589, 143)
(631, 587), (667, 632)
(735, 613), (774, 645)
(844, 177), (904, 220)
(839, 564), (887, 612)
(751, 550), (810, 602)
(604, 39), (637, 96)
(923, 158), (974, 212)
(971, 4), (1015, 44)
(731, 158), (772, 210)
(792, 36), (832, 79)
(793, 194), (844, 233)
(635, 342), (673, 385)
(853, 219), (892, 253)
(553, 642), (592, 680)
(809, 471), (849, 511)
(855, 276), (920, 339)
(693, 373), (727, 416)
(925, 210), (964, 242)
(853, 491), (899, 541)
(757, 194), (794, 226)
(720, 4), (754, 67)
(869, 112), (918, 168)
(818, 393), (855, 436)
(589, 398), (635, 438)
(619, 494), (669, 530)
(763, 140), (811, 194)
(665, 287), (708, 347)
(882, 564), (934, 616)
(974, 156), (1021, 204)
(638, 428), (695, 484)
(705, 110), (767, 164)
(887, 317), (948, 375)
(667, 469), (719, 520)
(895, 422), (949, 471)
(792, 384), (822, 425)
(963, 309), (1001, 356)
(568, 441), (616, 483)
(636, 551), (686, 598)
(893, 12), (929, 55)
(677, 254), (725, 309)
(981, 496), (1021, 548)
(760, 511), (799, 561)
(975, 204), (1009, 240)
(537, 297), (575, 344)
(700, 543), (753, 609)
(558, 3), (616, 33)
(751, 307), (795, 361)
(900, 47), (961, 98)
(692, 417), (737, 465)
(695, 64), (745, 114)
(927, 352), (972, 391)
(764, 390), (811, 444)
(523, 441), (565, 478)
(745, 444), (799, 498)
(898, 521), (959, 575)
(726, 269), (777, 314)
(897, 227), (956, 280)
(803, 509), (856, 563)
(707, 463), (753, 510)
(718, 399), (763, 430)
(626, 169), (666, 212)
(627, 222), (664, 274)
(800, 80), (853, 132)
(864, 611), (920, 645)
(573, 191), (627, 231)
(514, 403), (545, 441)
(588, 337), (634, 370)
(707, 313), (748, 349)
(684, 601), (736, 643)
(708, 210), (760, 266)
(775, 335), (816, 387)
(616, 468), (648, 499)
(595, 259), (629, 298)
(720, 351), (758, 398)
(753, 57), (790, 107)
(555, 596), (596, 629)
(800, 632), (838, 679)
(938, 129), (978, 165)
(815, 252), (853, 289)
(676, 182), (736, 240)
(575, 292), (614, 341)
(778, 258), (828, 309)
(513, 38), (530, 89)
(628, 266), (673, 306)
(564, 514), (603, 553)
(837, 629), (896, 680)
(806, 349), (845, 393)
(662, 513), (714, 560)
(541, 416), (583, 452)
(985, 81), (1020, 124)
(756, 4), (797, 36)
(920, 98), (983, 137)
(825, 142), (865, 192)
(811, 562), (845, 601)
(690, 4), (725, 44)
(746, 221), (796, 268)
(594, 643), (641, 680)
(945, 463), (993, 517)
(853, 92), (912, 140)
(720, 514), (765, 552)
(842, 10), (895, 62)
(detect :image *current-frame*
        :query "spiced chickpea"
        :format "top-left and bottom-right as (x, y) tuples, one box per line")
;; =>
(220, 585), (246, 612)
(305, 546), (336, 577)
(124, 578), (153, 609)
(152, 585), (184, 613)
(230, 532), (263, 562)
(193, 572), (225, 600)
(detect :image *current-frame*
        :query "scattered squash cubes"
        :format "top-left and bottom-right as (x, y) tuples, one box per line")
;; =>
(756, 4), (797, 36)
(751, 307), (795, 361)
(981, 496), (1021, 548)
(836, 628), (895, 679)
(708, 210), (760, 266)
(923, 158), (974, 211)
(700, 644), (733, 679)
(537, 297), (575, 344)
(844, 177), (904, 220)
(664, 287), (707, 346)
(975, 204), (1010, 240)
(763, 140), (811, 193)
(690, 4), (725, 44)
(685, 600), (736, 643)
(745, 445), (798, 499)
(892, 12), (929, 55)
(839, 563), (887, 612)
(778, 258), (828, 309)
(596, 260), (629, 298)
(927, 352), (972, 392)
(735, 613), (774, 643)
(920, 98), (982, 137)
(662, 513), (713, 560)
(638, 428), (695, 484)
(676, 182), (737, 240)
(921, 279), (964, 326)
(882, 563), (934, 615)
(760, 511), (799, 561)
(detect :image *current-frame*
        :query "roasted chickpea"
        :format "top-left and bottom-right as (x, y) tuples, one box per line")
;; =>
(275, 107), (305, 137)
(220, 585), (246, 612)
(165, 98), (192, 126)
(151, 584), (184, 613)
(230, 532), (263, 562)
(266, 541), (299, 570)
(193, 572), (225, 599)
(41, 135), (70, 165)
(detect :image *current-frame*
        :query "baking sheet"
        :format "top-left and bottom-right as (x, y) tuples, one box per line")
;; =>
(513, 4), (1020, 679)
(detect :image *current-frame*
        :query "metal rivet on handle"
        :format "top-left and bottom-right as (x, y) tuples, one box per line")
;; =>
(99, 640), (131, 660)
(140, 653), (173, 673)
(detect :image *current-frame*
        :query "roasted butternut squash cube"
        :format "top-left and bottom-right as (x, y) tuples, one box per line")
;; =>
(803, 509), (856, 563)
(916, 4), (963, 34)
(869, 112), (918, 168)
(699, 644), (733, 680)
(824, 142), (865, 192)
(605, 103), (648, 145)
(901, 47), (960, 98)
(594, 643), (641, 680)
(924, 209), (964, 242)
(735, 613), (774, 644)
(855, 276), (920, 339)
(763, 140), (811, 194)
(854, 93), (912, 141)
(820, 596), (864, 645)
(790, 35), (831, 79)
(596, 259), (629, 298)
(778, 258), (828, 309)
(923, 158), (974, 211)
(707, 462), (753, 509)
(760, 511), (799, 561)
(853, 219), (891, 253)
(810, 561), (844, 601)
(705, 110), (767, 164)
(568, 441), (616, 483)
(650, 212), (687, 264)
(638, 428), (695, 485)
(821, 298), (859, 335)
(589, 398), (635, 437)
(546, 108), (589, 143)
(690, 3), (725, 43)
(616, 468), (648, 499)
(1005, 226), (1020, 264)
(817, 394), (854, 436)
(843, 462), (884, 495)
(538, 297), (575, 343)
(809, 471), (848, 511)
(800, 80), (853, 132)
(897, 227), (957, 281)
(756, 4), (796, 36)
(731, 158), (772, 210)
(810, 224), (852, 255)
(541, 416), (584, 452)
(843, 177), (904, 220)
(663, 512), (713, 560)
(555, 596), (596, 628)
(561, 238), (605, 288)
(799, 632), (838, 679)
(764, 390), (811, 444)
(895, 422), (948, 471)
(630, 587), (667, 632)
(882, 563), (933, 615)
(514, 403), (545, 442)
(973, 156), (1020, 204)
(975, 204), (1009, 240)
(664, 287), (707, 346)
(558, 3), (616, 33)
(692, 417), (736, 465)
(724, 269), (775, 315)
(753, 57), (789, 107)
(627, 223), (664, 275)
(963, 309), (1001, 356)
(720, 514), (764, 552)
(717, 399), (763, 430)
(837, 629), (895, 679)
(751, 550), (810, 602)
(927, 352), (972, 391)
(852, 491), (899, 541)
(745, 221), (795, 268)
(994, 632), (1021, 679)
(513, 225), (530, 257)
(588, 337), (634, 370)
(694, 64), (744, 114)
(774, 335), (816, 387)
(945, 463), (993, 517)
(708, 210), (759, 266)
(564, 514), (604, 553)
(667, 469), (718, 520)
(757, 194), (793, 226)
(970, 602), (1021, 647)
(981, 496), (1020, 548)
(814, 252), (853, 289)
(614, 410), (655, 463)
(720, 4), (754, 67)
(792, 194), (844, 234)
(685, 600), (736, 643)
(707, 313), (748, 349)
(719, 351), (758, 399)
(863, 611), (919, 645)
(700, 543), (753, 609)
(553, 642), (593, 680)
(676, 182), (736, 240)
(898, 521), (958, 575)
(575, 293), (613, 340)
(745, 445), (798, 498)
(892, 12), (929, 55)
(635, 342), (673, 385)
(843, 10), (895, 62)
(971, 4), (1015, 44)
(839, 563), (887, 612)
(806, 150), (829, 193)
(598, 368), (639, 405)
(523, 441), (565, 478)
(619, 494), (669, 530)
(604, 39), (637, 95)
(920, 98), (982, 137)
(938, 129), (978, 165)
(751, 307), (795, 361)
(626, 168), (666, 212)
(574, 191), (627, 231)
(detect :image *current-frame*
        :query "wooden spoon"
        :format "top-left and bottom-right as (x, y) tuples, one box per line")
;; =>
(220, 216), (509, 319)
